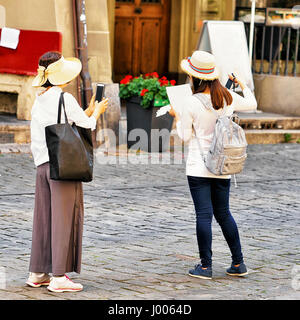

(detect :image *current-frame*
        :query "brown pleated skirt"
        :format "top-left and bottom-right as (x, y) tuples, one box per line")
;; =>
(29, 162), (84, 275)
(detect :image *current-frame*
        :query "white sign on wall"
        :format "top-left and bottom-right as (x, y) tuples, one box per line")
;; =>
(196, 20), (254, 92)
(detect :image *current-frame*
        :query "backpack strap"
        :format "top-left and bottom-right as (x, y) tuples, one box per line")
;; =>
(194, 93), (236, 141)
(194, 94), (226, 119)
(192, 94), (239, 186)
(192, 94), (215, 160)
(192, 123), (205, 160)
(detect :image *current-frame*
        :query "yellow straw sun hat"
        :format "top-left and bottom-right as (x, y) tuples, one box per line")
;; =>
(32, 56), (82, 87)
(180, 50), (219, 81)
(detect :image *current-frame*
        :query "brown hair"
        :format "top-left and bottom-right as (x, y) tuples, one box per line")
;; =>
(38, 51), (62, 87)
(192, 77), (233, 110)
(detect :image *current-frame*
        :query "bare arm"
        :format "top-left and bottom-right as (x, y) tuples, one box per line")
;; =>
(228, 74), (257, 112)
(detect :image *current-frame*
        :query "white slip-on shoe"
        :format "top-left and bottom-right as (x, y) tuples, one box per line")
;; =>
(26, 272), (51, 288)
(47, 275), (83, 293)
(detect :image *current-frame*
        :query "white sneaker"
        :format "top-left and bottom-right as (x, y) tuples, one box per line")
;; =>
(47, 275), (83, 293)
(26, 272), (51, 288)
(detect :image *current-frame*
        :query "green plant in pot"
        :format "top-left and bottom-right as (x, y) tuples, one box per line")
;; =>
(119, 72), (176, 152)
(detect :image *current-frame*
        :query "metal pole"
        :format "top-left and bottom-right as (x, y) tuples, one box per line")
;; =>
(268, 26), (274, 74)
(74, 0), (97, 147)
(74, 0), (93, 110)
(284, 27), (291, 76)
(249, 0), (256, 65)
(259, 25), (266, 74)
(253, 25), (257, 73)
(72, 0), (82, 107)
(276, 27), (282, 75)
(272, 28), (286, 67)
(293, 28), (299, 76)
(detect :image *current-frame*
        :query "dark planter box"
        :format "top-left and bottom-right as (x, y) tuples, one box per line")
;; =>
(126, 96), (174, 152)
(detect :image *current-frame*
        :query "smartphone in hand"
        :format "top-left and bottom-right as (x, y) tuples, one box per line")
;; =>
(225, 73), (236, 90)
(95, 83), (105, 102)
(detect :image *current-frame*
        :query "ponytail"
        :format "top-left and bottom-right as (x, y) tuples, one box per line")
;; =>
(192, 77), (233, 110)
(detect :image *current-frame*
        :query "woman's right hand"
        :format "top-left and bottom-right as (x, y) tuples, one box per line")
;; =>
(92, 98), (109, 120)
(168, 105), (179, 122)
(228, 74), (245, 90)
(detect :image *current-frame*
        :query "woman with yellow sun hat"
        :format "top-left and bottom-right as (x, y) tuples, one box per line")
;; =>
(26, 51), (108, 293)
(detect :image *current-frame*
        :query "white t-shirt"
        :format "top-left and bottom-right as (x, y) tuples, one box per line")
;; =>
(30, 86), (96, 167)
(176, 87), (257, 178)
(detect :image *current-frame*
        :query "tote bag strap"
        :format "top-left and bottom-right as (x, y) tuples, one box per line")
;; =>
(57, 92), (68, 124)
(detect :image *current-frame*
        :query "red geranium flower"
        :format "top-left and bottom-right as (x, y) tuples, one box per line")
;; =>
(145, 72), (159, 78)
(158, 76), (169, 86)
(120, 75), (133, 85)
(140, 89), (149, 96)
(119, 72), (176, 108)
(120, 78), (129, 85)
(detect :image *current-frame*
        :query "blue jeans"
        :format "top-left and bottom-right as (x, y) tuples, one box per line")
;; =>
(187, 176), (244, 268)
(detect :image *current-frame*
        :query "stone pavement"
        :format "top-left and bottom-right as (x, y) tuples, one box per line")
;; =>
(0, 144), (299, 300)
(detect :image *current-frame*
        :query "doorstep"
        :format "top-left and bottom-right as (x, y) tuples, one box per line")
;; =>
(236, 111), (300, 130)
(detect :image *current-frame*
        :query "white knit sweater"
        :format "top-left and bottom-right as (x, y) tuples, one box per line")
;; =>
(176, 86), (257, 178)
(30, 86), (96, 167)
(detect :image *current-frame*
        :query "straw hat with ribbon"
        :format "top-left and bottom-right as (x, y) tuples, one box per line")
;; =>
(32, 56), (82, 87)
(180, 50), (219, 81)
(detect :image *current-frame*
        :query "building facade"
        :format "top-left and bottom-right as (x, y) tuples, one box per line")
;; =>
(0, 0), (299, 121)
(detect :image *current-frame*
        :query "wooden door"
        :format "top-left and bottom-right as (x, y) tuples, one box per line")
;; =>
(113, 0), (170, 81)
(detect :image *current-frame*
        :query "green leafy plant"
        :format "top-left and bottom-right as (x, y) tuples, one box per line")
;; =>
(119, 72), (176, 109)
(284, 133), (292, 143)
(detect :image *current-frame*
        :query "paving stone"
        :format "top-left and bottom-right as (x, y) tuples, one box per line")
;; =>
(0, 144), (299, 300)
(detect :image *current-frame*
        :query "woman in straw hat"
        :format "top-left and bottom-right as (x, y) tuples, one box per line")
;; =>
(169, 50), (257, 279)
(26, 51), (108, 292)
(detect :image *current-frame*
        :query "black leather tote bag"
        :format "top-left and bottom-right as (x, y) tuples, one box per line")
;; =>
(45, 92), (93, 182)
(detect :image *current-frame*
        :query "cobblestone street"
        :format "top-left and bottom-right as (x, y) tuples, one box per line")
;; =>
(0, 144), (299, 300)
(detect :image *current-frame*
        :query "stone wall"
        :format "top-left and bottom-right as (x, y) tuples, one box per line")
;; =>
(0, 73), (36, 120)
(254, 74), (300, 116)
(0, 0), (118, 124)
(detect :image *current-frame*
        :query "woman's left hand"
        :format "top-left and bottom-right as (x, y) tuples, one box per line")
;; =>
(169, 105), (179, 121)
(168, 105), (176, 117)
(85, 94), (96, 117)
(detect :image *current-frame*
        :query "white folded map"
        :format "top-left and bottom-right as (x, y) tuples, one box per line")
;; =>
(156, 84), (193, 117)
(166, 84), (192, 116)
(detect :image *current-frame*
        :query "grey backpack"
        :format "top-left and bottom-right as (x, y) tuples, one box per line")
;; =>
(194, 94), (247, 176)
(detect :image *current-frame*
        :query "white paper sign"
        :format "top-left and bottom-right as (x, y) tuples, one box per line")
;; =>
(155, 104), (171, 117)
(197, 21), (254, 91)
(166, 84), (193, 116)
(0, 27), (20, 49)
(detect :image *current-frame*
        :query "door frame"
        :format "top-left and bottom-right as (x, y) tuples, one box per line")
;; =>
(113, 0), (171, 81)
